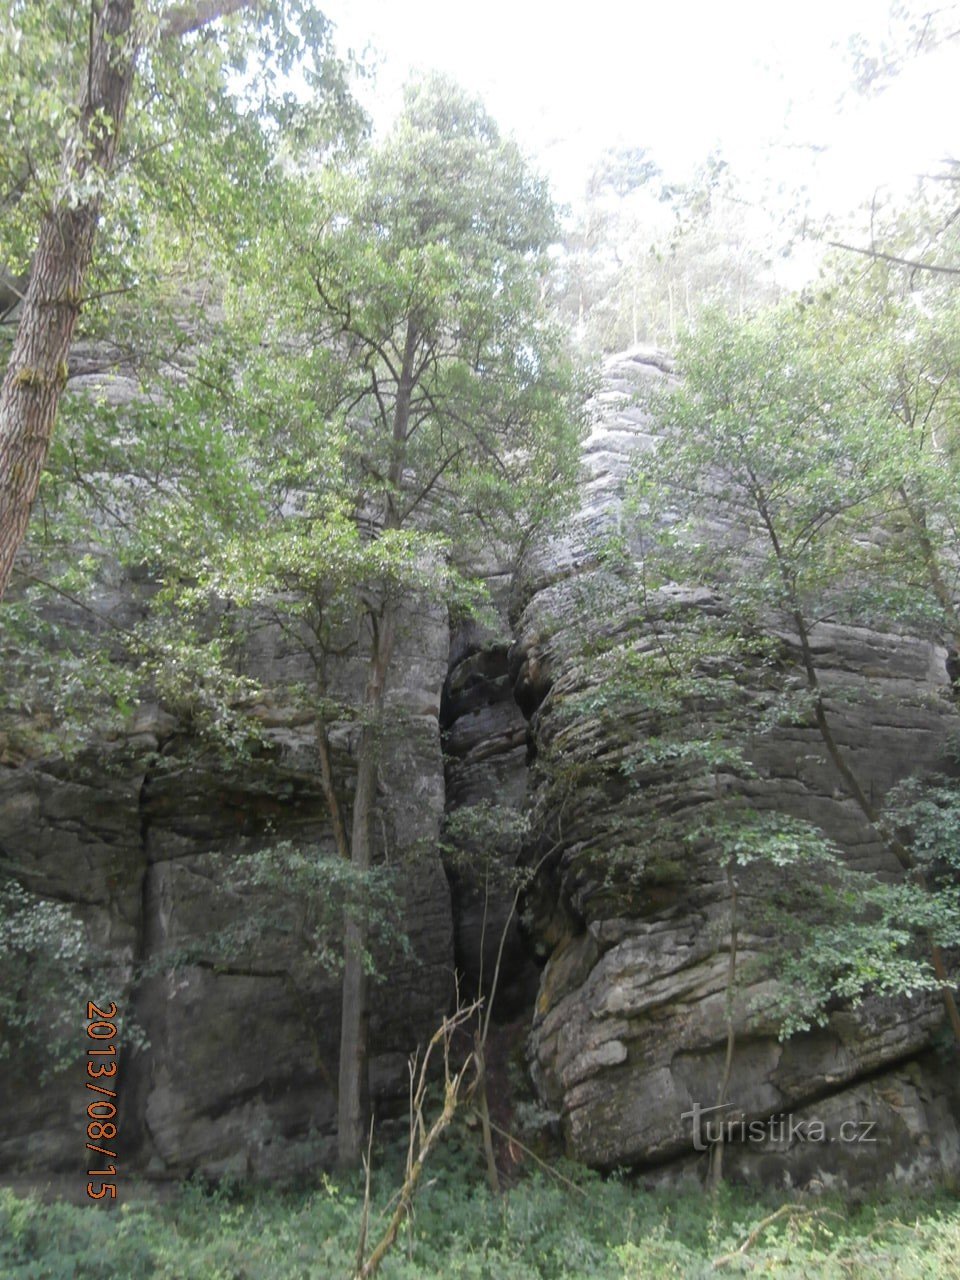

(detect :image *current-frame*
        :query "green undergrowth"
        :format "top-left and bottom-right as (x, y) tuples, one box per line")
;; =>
(1, 1152), (959, 1279)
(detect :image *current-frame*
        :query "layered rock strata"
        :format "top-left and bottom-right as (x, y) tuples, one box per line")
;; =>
(513, 351), (960, 1185)
(2, 345), (959, 1190)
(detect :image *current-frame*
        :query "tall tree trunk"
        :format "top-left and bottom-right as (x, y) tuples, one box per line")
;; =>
(337, 607), (398, 1169)
(708, 858), (738, 1193)
(338, 318), (417, 1167)
(0, 0), (140, 599)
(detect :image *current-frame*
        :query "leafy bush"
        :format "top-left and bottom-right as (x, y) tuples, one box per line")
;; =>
(2, 1152), (959, 1279)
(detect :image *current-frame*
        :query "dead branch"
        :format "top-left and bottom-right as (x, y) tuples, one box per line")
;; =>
(712, 1204), (813, 1268)
(353, 999), (482, 1280)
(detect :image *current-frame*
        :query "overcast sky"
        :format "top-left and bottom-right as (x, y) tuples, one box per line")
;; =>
(319, 0), (960, 222)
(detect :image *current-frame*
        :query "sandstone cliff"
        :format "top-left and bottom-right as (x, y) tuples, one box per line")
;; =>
(1, 347), (957, 1189)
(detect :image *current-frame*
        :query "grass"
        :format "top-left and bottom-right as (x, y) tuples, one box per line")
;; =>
(1, 1135), (959, 1279)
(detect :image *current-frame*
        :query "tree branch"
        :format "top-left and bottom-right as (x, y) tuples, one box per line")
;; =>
(161, 0), (259, 39)
(828, 240), (960, 276)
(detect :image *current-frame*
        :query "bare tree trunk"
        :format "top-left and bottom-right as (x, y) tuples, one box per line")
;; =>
(337, 607), (398, 1169)
(0, 0), (139, 599)
(337, 316), (421, 1168)
(338, 903), (372, 1170)
(708, 859), (738, 1193)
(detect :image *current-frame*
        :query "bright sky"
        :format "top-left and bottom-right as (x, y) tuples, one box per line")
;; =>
(319, 0), (960, 227)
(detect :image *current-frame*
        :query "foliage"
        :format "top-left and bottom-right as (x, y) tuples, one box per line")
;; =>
(0, 0), (363, 298)
(617, 293), (960, 1042)
(888, 774), (960, 876)
(523, 279), (960, 1056)
(99, 73), (588, 723)
(175, 840), (413, 981)
(297, 74), (584, 548)
(634, 306), (892, 624)
(2, 1166), (960, 1279)
(630, 280), (960, 653)
(0, 878), (120, 1079)
(686, 804), (960, 1039)
(632, 283), (960, 680)
(557, 150), (783, 353)
(846, 1), (960, 96)
(0, 62), (587, 1168)
(440, 800), (531, 886)
(0, 593), (133, 758)
(0, 0), (366, 747)
(5, 0), (960, 1215)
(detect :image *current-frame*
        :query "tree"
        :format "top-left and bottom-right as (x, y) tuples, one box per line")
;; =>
(195, 73), (584, 1167)
(557, 150), (783, 354)
(525, 521), (960, 1186)
(0, 0), (353, 599)
(634, 303), (960, 1043)
(828, 1), (960, 276)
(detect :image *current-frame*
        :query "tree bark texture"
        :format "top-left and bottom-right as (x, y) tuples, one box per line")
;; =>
(0, 0), (260, 599)
(0, 0), (139, 599)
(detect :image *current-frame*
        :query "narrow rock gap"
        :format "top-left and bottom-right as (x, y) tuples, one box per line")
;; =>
(438, 628), (542, 1026)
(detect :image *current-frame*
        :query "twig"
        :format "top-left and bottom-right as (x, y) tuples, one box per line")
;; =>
(712, 1204), (812, 1268)
(483, 1115), (590, 1200)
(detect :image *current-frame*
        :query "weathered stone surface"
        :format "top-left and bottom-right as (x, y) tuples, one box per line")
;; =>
(720, 1055), (960, 1191)
(0, 577), (454, 1181)
(0, 758), (143, 1175)
(513, 349), (960, 1185)
(3, 341), (960, 1192)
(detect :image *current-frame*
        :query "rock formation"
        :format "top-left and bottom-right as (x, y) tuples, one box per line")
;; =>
(513, 351), (960, 1187)
(1, 346), (958, 1189)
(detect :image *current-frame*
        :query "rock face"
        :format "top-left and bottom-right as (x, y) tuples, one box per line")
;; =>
(1, 345), (959, 1190)
(510, 351), (960, 1186)
(0, 657), (453, 1180)
(0, 413), (454, 1182)
(441, 625), (540, 1020)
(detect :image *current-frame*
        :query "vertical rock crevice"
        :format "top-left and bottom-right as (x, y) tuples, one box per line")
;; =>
(439, 631), (541, 1022)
